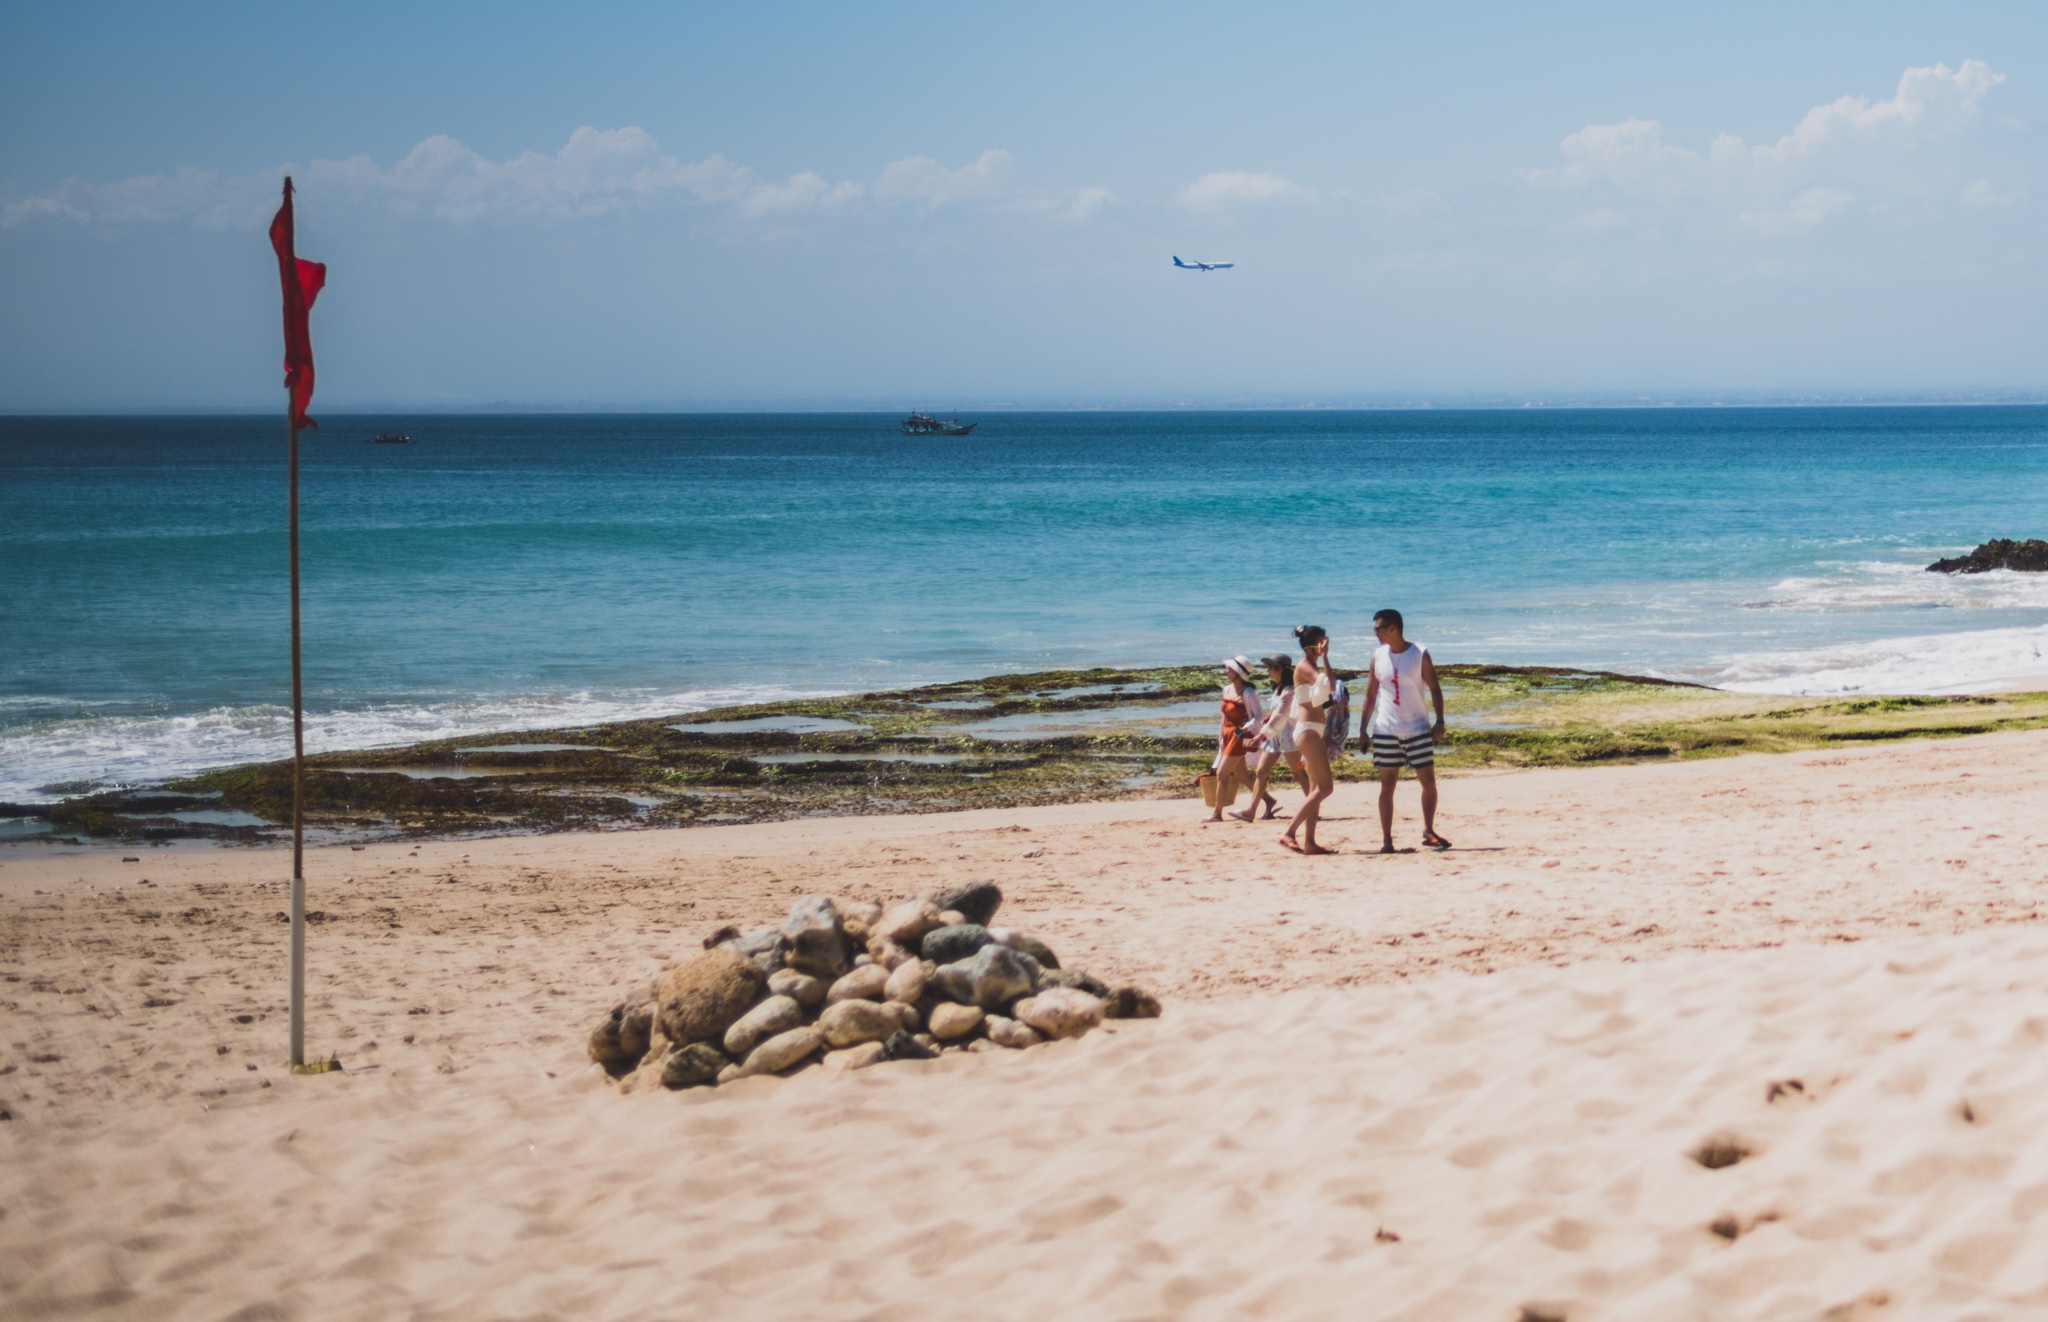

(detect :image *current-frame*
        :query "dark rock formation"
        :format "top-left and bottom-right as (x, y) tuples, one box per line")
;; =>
(922, 923), (995, 964)
(1928, 539), (2048, 574)
(932, 881), (1003, 927)
(780, 896), (850, 977)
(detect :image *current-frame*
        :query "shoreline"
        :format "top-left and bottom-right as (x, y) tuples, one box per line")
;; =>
(6, 661), (2048, 849)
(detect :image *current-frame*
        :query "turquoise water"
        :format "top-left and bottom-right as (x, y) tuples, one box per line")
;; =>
(4, 408), (2046, 799)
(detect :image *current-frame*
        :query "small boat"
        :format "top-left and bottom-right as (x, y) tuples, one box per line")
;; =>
(901, 411), (976, 437)
(369, 433), (412, 444)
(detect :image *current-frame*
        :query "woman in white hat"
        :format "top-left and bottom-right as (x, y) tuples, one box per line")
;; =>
(1205, 654), (1260, 823)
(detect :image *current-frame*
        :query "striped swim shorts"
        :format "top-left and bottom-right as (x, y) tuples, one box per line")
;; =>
(1369, 732), (1435, 769)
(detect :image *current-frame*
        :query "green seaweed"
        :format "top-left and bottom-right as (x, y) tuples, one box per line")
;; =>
(16, 665), (2046, 844)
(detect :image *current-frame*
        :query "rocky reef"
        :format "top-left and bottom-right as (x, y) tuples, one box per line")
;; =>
(1927, 539), (2048, 574)
(17, 662), (2048, 847)
(588, 883), (1160, 1088)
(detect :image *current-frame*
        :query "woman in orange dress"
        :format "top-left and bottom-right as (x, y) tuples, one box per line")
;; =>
(1205, 655), (1259, 823)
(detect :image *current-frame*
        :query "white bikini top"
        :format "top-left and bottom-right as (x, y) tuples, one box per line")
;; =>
(1293, 673), (1332, 721)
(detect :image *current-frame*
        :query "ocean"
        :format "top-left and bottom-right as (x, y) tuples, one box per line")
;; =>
(4, 408), (2046, 802)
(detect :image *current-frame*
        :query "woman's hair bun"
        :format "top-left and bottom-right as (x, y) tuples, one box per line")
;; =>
(1293, 624), (1309, 639)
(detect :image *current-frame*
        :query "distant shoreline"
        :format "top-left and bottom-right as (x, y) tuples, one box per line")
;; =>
(8, 399), (2048, 417)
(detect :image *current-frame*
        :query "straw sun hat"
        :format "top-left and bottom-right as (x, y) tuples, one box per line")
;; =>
(1222, 655), (1255, 680)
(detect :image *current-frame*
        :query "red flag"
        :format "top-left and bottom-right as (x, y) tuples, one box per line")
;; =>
(268, 178), (327, 430)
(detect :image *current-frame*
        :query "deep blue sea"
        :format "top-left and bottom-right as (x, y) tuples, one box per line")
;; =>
(4, 408), (2047, 801)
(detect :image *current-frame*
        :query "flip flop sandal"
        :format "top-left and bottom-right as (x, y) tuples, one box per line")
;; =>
(1423, 832), (1452, 850)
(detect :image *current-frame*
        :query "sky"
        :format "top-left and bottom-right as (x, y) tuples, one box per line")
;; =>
(2, 1), (2045, 410)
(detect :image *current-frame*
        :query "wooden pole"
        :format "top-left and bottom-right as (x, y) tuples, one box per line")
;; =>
(288, 409), (306, 1068)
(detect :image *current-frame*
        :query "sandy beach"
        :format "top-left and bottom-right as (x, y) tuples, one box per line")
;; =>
(5, 729), (2048, 1320)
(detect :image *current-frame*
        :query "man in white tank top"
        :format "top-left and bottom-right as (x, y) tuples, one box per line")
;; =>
(1361, 608), (1450, 853)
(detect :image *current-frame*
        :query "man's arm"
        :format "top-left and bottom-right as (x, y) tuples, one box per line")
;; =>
(1420, 651), (1446, 735)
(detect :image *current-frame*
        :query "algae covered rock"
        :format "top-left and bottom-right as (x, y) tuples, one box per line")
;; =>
(1103, 986), (1163, 1020)
(655, 947), (766, 1046)
(661, 1042), (729, 1089)
(587, 999), (654, 1067)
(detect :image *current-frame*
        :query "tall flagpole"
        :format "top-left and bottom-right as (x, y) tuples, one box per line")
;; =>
(271, 175), (325, 1073)
(288, 407), (306, 1068)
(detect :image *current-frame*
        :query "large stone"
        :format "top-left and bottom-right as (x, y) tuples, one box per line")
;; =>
(922, 923), (995, 965)
(927, 1002), (985, 1041)
(1036, 967), (1111, 998)
(721, 925), (789, 974)
(818, 999), (911, 1048)
(839, 899), (882, 944)
(822, 1041), (887, 1072)
(825, 964), (890, 1005)
(868, 938), (918, 970)
(882, 1030), (936, 1061)
(1928, 538), (2048, 574)
(990, 928), (1061, 970)
(587, 999), (653, 1067)
(738, 1025), (824, 1078)
(1104, 986), (1163, 1020)
(932, 943), (1036, 1010)
(661, 1042), (728, 1089)
(873, 899), (944, 949)
(933, 881), (1003, 927)
(767, 968), (826, 1009)
(781, 896), (849, 978)
(655, 947), (767, 1046)
(884, 959), (927, 1004)
(983, 1015), (1043, 1049)
(1014, 988), (1104, 1040)
(723, 994), (804, 1058)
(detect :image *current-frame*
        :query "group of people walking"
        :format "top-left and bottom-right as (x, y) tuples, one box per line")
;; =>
(1205, 610), (1450, 856)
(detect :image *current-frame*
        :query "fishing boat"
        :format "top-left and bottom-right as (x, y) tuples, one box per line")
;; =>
(369, 433), (412, 444)
(901, 411), (976, 437)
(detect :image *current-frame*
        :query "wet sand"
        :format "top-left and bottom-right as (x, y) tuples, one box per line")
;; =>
(4, 729), (2048, 1319)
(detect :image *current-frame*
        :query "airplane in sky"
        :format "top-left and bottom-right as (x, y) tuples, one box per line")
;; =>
(1172, 256), (1234, 271)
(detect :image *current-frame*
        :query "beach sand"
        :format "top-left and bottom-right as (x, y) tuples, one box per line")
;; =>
(4, 730), (2048, 1319)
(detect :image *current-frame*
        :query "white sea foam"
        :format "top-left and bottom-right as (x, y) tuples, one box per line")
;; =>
(1739, 562), (2048, 614)
(0, 686), (820, 803)
(1707, 622), (2048, 696)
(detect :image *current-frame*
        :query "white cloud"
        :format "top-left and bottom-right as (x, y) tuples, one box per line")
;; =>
(1525, 60), (2011, 237)
(872, 150), (1013, 205)
(1178, 171), (1309, 210)
(0, 128), (874, 228)
(1, 196), (89, 227)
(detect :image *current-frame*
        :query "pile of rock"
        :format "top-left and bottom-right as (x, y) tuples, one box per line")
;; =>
(587, 882), (1161, 1090)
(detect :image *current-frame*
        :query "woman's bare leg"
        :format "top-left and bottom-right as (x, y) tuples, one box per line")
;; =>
(1235, 751), (1280, 820)
(1283, 731), (1334, 852)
